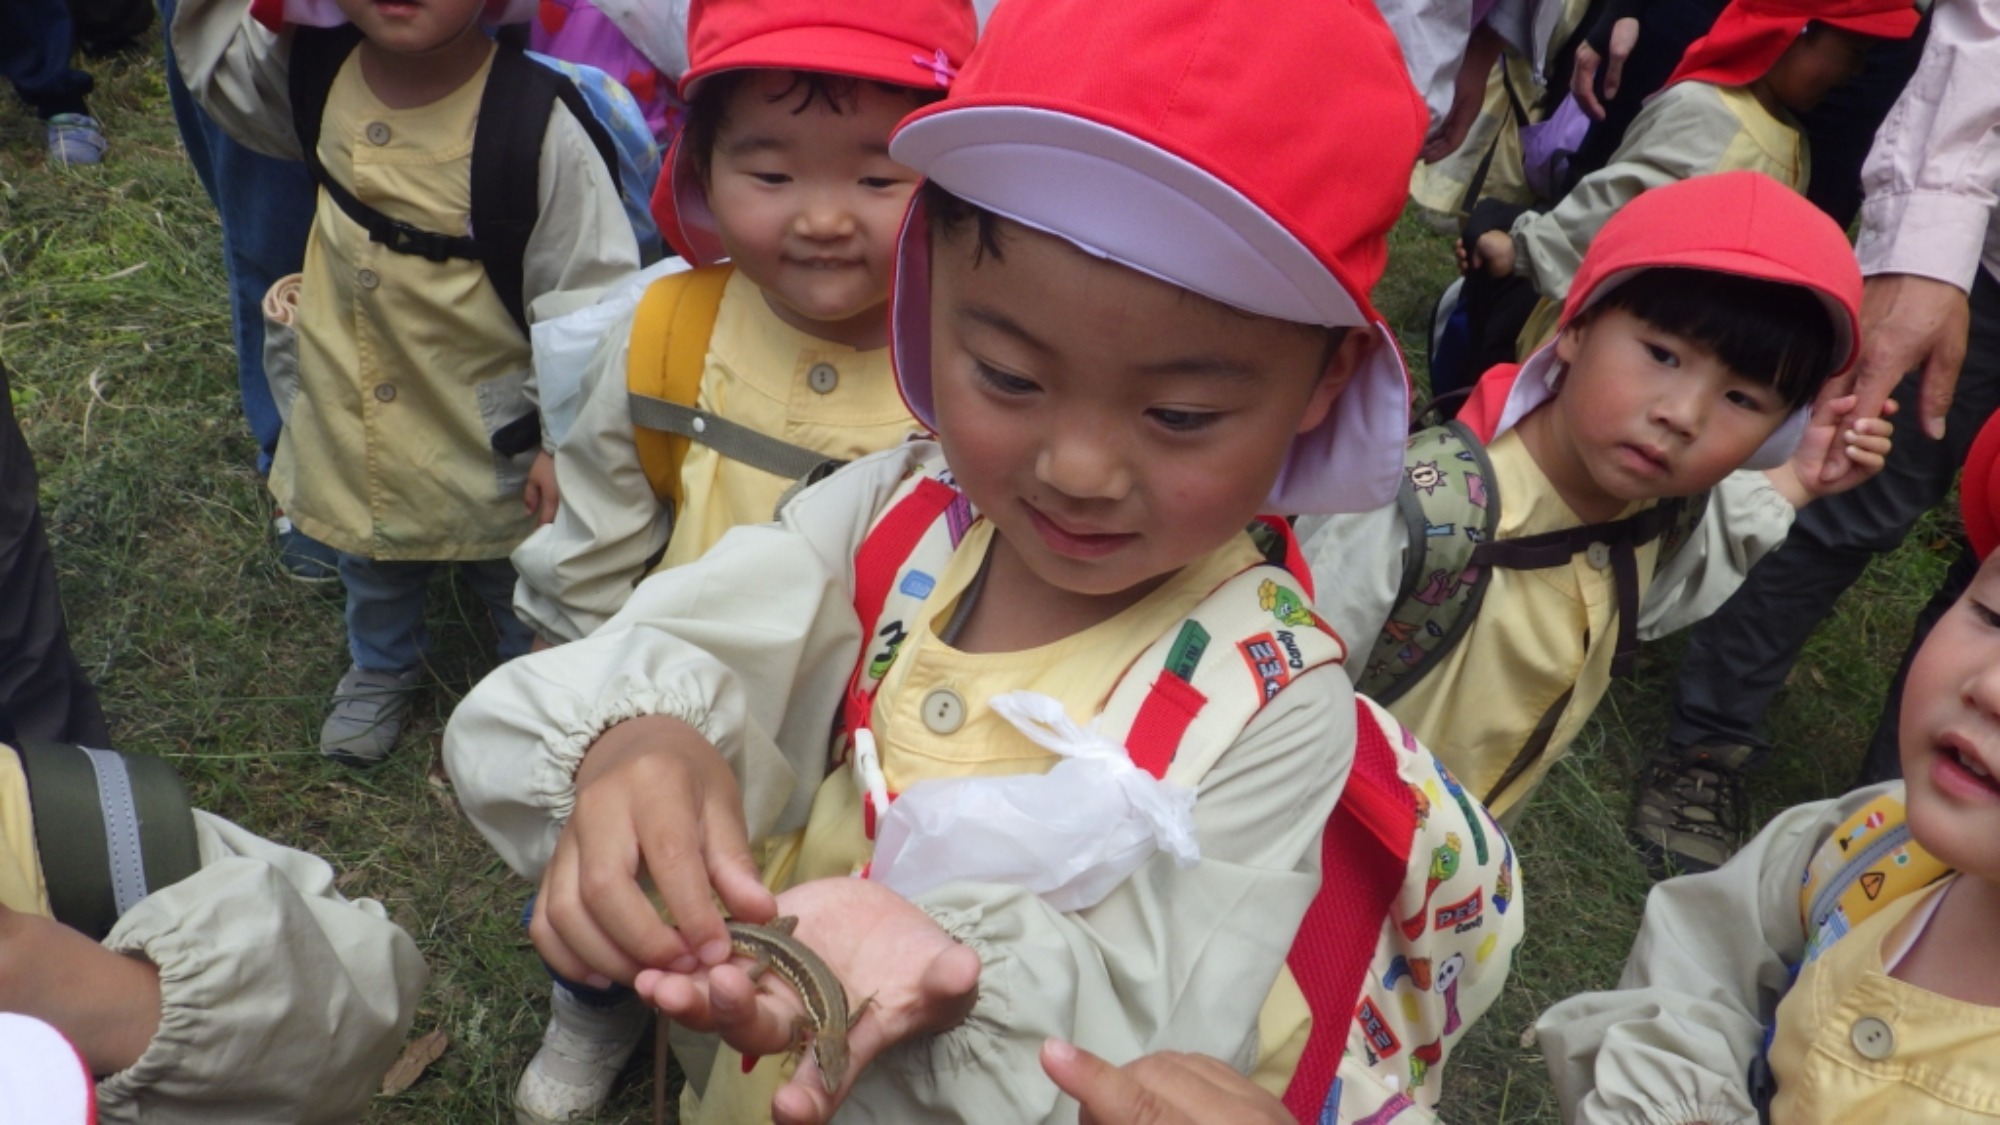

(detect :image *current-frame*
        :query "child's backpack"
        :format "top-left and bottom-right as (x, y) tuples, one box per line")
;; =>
(1353, 418), (1706, 716)
(8, 740), (201, 939)
(835, 461), (1520, 1122)
(622, 266), (845, 515)
(1744, 788), (1952, 1112)
(285, 27), (630, 343)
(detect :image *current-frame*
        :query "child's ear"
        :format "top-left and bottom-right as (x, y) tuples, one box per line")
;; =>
(1297, 326), (1375, 435)
(1552, 320), (1588, 377)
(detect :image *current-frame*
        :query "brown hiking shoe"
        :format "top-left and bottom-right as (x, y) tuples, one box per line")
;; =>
(1629, 741), (1755, 880)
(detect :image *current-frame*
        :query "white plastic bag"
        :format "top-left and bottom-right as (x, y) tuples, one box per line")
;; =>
(530, 256), (690, 446)
(867, 691), (1200, 912)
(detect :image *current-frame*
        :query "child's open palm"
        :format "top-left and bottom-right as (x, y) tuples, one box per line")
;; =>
(634, 877), (982, 1125)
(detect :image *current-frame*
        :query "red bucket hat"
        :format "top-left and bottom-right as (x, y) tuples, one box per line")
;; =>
(1469, 171), (1863, 470)
(1665, 0), (1918, 90)
(886, 0), (1428, 515)
(652, 0), (978, 264)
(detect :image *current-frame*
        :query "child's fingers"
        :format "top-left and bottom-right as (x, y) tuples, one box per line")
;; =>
(531, 843), (640, 985)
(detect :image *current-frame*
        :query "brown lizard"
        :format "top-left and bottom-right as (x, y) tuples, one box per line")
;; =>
(652, 915), (865, 1125)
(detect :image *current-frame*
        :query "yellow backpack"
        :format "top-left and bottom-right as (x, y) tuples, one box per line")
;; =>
(623, 264), (839, 511)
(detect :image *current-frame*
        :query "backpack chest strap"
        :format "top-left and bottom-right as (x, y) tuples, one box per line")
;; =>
(1471, 499), (1684, 678)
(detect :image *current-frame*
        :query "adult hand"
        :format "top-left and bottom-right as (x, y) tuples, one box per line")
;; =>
(1857, 274), (1973, 436)
(633, 878), (981, 1125)
(1570, 17), (1640, 119)
(0, 903), (162, 1075)
(523, 451), (560, 524)
(530, 715), (777, 986)
(1040, 1039), (1290, 1125)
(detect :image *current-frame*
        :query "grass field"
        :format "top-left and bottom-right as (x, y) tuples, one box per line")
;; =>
(0, 38), (1961, 1123)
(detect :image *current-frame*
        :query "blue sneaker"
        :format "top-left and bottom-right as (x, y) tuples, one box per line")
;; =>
(45, 114), (108, 167)
(273, 511), (341, 584)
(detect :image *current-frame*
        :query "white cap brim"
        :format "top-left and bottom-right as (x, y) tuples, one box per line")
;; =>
(0, 1014), (94, 1124)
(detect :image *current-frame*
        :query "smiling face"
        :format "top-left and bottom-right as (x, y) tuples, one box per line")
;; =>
(1900, 557), (2000, 881)
(334, 0), (486, 56)
(701, 71), (923, 349)
(927, 218), (1363, 607)
(1524, 306), (1790, 522)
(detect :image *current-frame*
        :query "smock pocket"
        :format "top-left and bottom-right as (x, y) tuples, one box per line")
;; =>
(476, 363), (538, 498)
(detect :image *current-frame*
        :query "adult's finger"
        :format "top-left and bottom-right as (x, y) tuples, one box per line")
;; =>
(1571, 43), (1606, 118)
(1601, 17), (1640, 100)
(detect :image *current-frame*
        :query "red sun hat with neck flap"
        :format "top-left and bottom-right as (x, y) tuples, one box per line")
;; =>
(886, 0), (1428, 515)
(1665, 0), (1918, 90)
(652, 0), (978, 264)
(1462, 170), (1863, 470)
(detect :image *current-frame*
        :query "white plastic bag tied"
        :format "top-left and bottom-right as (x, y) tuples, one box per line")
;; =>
(867, 691), (1200, 912)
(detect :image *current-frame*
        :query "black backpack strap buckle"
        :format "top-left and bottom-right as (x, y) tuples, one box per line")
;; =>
(372, 216), (479, 264)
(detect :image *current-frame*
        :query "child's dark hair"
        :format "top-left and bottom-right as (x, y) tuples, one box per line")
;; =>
(1585, 267), (1839, 408)
(922, 178), (1009, 263)
(685, 70), (945, 182)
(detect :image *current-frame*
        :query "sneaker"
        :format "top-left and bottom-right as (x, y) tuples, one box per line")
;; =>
(515, 986), (649, 1125)
(320, 664), (421, 765)
(273, 511), (341, 584)
(1629, 740), (1755, 880)
(45, 114), (108, 166)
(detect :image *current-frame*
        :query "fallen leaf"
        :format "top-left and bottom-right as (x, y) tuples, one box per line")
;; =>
(380, 1028), (450, 1096)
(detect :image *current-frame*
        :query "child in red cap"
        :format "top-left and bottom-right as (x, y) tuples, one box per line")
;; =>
(510, 0), (975, 649)
(1306, 171), (1893, 825)
(506, 0), (974, 1118)
(1463, 0), (1920, 356)
(445, 0), (1455, 1120)
(1539, 405), (2000, 1122)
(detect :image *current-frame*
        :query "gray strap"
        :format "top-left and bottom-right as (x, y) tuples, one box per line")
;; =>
(79, 746), (151, 916)
(628, 392), (832, 481)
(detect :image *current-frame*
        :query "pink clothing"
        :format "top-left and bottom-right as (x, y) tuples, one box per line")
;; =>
(1854, 0), (2000, 291)
(532, 0), (679, 141)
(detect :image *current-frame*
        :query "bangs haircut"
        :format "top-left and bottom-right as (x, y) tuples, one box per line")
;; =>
(686, 69), (945, 182)
(1589, 267), (1839, 408)
(923, 179), (1008, 263)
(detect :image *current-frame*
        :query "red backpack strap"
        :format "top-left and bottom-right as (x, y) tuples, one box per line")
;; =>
(1282, 700), (1418, 1123)
(839, 475), (964, 747)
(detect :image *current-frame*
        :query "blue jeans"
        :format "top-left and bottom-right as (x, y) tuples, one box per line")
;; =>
(338, 553), (534, 673)
(1, 0), (93, 116)
(157, 0), (316, 475)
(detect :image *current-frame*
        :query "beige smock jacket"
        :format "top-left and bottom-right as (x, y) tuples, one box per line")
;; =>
(447, 442), (1357, 1122)
(1510, 82), (1807, 303)
(1299, 430), (1795, 814)
(171, 2), (639, 559)
(0, 747), (427, 1123)
(1535, 781), (2000, 1124)
(512, 272), (917, 643)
